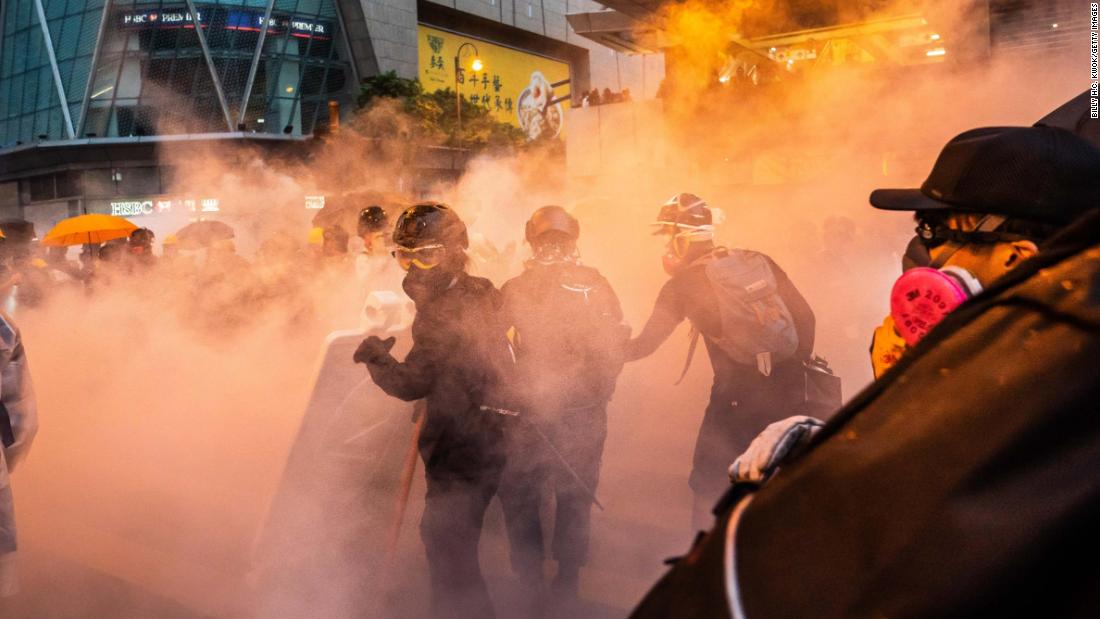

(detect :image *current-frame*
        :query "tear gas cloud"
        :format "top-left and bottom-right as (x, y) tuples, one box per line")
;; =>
(5, 0), (1089, 615)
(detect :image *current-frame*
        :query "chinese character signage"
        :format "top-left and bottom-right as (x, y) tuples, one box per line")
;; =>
(417, 25), (571, 140)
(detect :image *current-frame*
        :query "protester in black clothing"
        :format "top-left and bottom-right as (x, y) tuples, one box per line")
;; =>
(353, 202), (514, 618)
(625, 193), (815, 530)
(128, 228), (156, 269)
(632, 126), (1100, 619)
(498, 206), (627, 602)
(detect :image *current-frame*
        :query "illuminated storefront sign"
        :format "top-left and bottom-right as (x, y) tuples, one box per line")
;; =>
(110, 200), (155, 217)
(304, 195), (325, 210)
(417, 25), (571, 140)
(119, 8), (331, 40)
(110, 197), (220, 216)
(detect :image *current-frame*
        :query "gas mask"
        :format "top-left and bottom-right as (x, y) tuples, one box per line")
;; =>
(890, 265), (983, 346)
(888, 214), (1005, 345)
(661, 227), (713, 276)
(399, 245), (459, 303)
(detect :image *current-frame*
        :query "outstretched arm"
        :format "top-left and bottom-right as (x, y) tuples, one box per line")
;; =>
(624, 281), (685, 361)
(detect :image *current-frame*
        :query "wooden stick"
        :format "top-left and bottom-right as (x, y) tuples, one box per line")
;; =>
(384, 401), (426, 562)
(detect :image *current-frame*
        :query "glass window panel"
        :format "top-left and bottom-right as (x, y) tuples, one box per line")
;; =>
(56, 15), (82, 57)
(68, 103), (82, 128)
(33, 110), (51, 137)
(55, 170), (81, 198)
(66, 56), (92, 103)
(2, 38), (11, 76)
(16, 114), (32, 142)
(82, 103), (110, 136)
(45, 0), (67, 20)
(8, 73), (24, 114)
(29, 174), (56, 202)
(51, 107), (65, 137)
(27, 29), (43, 70)
(16, 2), (34, 32)
(115, 56), (143, 98)
(83, 169), (115, 197)
(89, 55), (123, 101)
(37, 68), (55, 110)
(116, 167), (159, 194)
(12, 32), (30, 73)
(77, 11), (103, 55)
(57, 58), (74, 92)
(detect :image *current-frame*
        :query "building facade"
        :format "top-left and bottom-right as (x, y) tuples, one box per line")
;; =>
(0, 0), (655, 232)
(1, 0), (353, 143)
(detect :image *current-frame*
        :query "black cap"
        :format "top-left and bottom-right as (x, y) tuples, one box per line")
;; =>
(870, 126), (1100, 225)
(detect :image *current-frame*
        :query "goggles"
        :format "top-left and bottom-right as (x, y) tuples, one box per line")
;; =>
(393, 243), (446, 271)
(914, 214), (1022, 250)
(530, 241), (579, 266)
(667, 226), (714, 257)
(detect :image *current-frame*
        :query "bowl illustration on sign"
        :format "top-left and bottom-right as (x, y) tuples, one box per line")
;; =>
(516, 71), (564, 140)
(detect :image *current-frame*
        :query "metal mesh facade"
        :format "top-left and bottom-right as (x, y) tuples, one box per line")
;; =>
(0, 0), (352, 145)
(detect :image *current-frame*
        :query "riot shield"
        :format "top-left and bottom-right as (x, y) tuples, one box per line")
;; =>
(251, 327), (418, 618)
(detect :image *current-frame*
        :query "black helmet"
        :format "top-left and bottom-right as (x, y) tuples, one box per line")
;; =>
(130, 227), (155, 245)
(322, 225), (349, 249)
(525, 205), (579, 245)
(393, 202), (468, 250)
(357, 205), (388, 236)
(653, 192), (712, 234)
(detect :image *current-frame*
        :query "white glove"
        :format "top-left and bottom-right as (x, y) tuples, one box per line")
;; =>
(729, 416), (825, 484)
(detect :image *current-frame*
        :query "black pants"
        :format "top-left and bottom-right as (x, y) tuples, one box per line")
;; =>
(689, 362), (800, 529)
(420, 474), (500, 618)
(498, 406), (608, 580)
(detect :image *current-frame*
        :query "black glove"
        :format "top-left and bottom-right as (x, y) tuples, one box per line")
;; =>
(353, 335), (396, 365)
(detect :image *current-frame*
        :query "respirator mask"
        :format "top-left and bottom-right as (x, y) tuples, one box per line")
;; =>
(661, 226), (713, 276)
(889, 214), (1007, 345)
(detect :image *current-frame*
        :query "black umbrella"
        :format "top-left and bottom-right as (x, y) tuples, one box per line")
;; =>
(1035, 90), (1100, 149)
(175, 220), (235, 249)
(0, 220), (36, 243)
(311, 191), (407, 232)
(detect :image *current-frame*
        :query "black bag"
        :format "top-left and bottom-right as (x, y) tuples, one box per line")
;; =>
(0, 402), (13, 448)
(800, 356), (842, 418)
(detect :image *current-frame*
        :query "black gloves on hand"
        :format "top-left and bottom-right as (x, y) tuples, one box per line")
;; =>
(353, 335), (396, 365)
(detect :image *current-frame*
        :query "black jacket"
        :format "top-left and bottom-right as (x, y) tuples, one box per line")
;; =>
(365, 273), (514, 480)
(632, 209), (1100, 618)
(501, 262), (625, 411)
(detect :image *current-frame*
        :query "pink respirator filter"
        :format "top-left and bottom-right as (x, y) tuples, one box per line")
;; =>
(890, 266), (982, 346)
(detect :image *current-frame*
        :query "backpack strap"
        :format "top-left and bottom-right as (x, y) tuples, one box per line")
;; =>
(675, 327), (702, 385)
(672, 247), (729, 385)
(0, 402), (12, 448)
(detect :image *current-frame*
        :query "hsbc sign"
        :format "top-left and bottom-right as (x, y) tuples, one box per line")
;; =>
(110, 200), (155, 216)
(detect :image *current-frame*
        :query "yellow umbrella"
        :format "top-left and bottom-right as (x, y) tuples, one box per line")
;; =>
(41, 214), (138, 247)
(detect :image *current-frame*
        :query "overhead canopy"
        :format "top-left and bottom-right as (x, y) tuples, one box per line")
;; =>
(565, 11), (664, 54)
